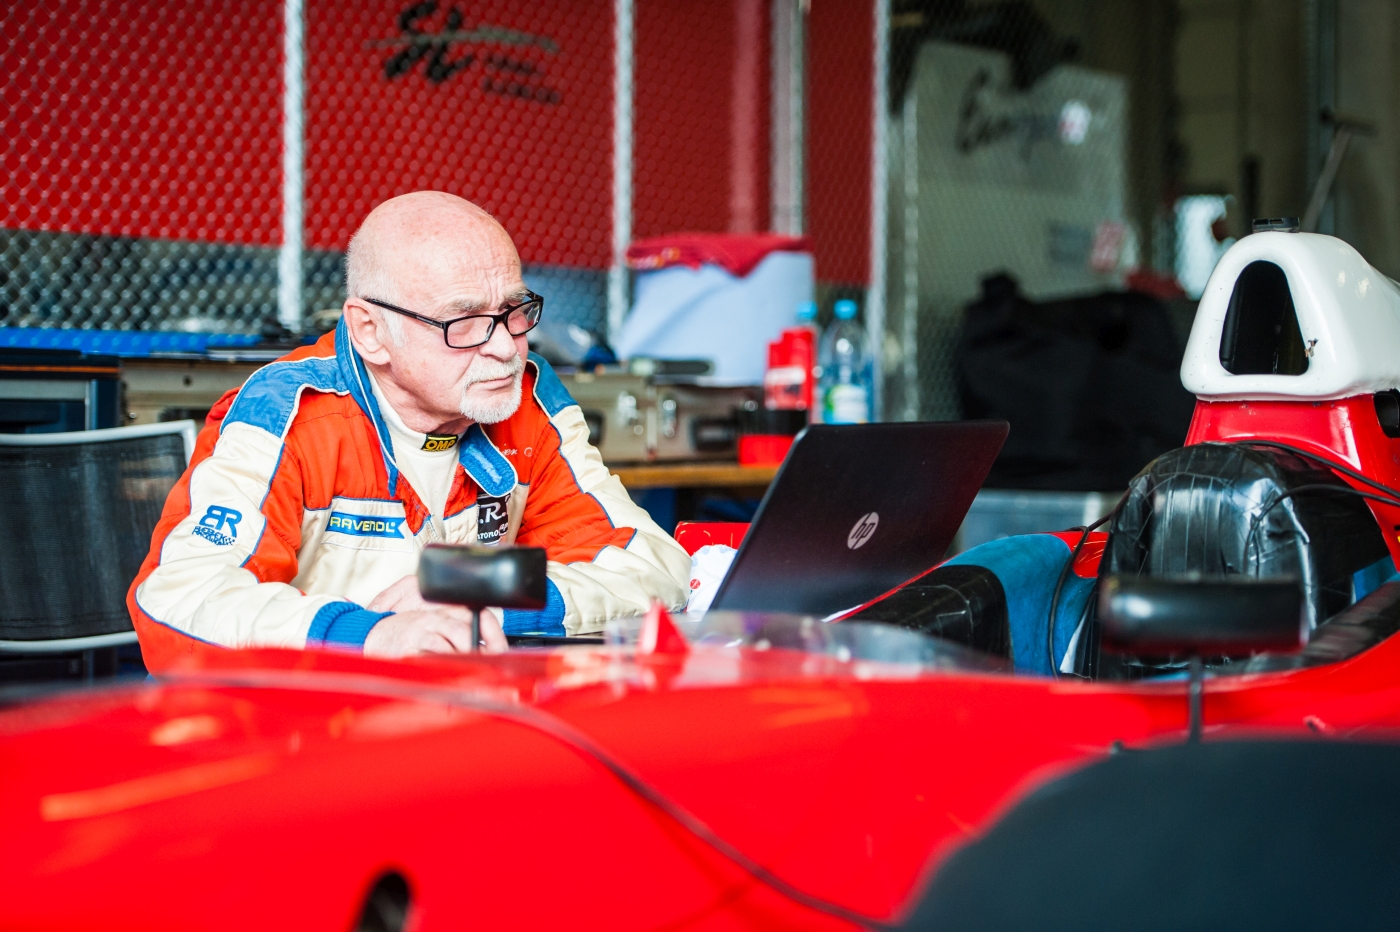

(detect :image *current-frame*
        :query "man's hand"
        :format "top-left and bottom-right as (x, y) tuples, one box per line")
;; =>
(363, 575), (506, 657)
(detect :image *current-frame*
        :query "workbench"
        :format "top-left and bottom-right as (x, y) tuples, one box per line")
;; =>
(609, 462), (779, 490)
(610, 462), (777, 529)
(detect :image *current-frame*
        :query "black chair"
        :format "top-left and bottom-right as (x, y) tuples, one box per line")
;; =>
(0, 421), (195, 682)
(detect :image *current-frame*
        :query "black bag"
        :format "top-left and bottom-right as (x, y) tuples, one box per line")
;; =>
(958, 273), (1197, 491)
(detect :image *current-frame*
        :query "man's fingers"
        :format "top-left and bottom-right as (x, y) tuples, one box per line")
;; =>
(362, 607), (511, 658)
(417, 630), (463, 654)
(429, 615), (480, 653)
(479, 608), (508, 653)
(368, 575), (419, 612)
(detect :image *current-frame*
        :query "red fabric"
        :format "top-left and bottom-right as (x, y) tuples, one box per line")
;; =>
(627, 233), (811, 278)
(674, 522), (750, 555)
(737, 434), (794, 466)
(1126, 269), (1187, 300)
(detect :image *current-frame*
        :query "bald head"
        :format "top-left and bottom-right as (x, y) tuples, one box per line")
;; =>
(345, 192), (519, 318)
(340, 191), (534, 435)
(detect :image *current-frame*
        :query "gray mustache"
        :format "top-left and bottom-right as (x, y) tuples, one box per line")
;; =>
(465, 354), (524, 385)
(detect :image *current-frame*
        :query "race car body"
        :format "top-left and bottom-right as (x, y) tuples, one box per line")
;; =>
(4, 606), (1400, 932)
(5, 231), (1400, 930)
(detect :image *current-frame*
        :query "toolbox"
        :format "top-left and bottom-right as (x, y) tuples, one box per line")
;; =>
(560, 369), (760, 464)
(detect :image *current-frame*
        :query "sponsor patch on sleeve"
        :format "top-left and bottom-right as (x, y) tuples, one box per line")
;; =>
(192, 505), (242, 546)
(422, 433), (459, 452)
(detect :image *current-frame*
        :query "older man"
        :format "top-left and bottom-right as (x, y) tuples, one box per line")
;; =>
(128, 192), (689, 670)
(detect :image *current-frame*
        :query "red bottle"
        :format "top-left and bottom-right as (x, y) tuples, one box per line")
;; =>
(763, 327), (815, 411)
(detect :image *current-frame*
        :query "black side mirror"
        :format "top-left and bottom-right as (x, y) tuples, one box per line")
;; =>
(418, 545), (548, 650)
(1098, 575), (1304, 740)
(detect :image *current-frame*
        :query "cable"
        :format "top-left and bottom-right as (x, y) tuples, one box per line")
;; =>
(161, 668), (900, 931)
(1236, 440), (1400, 501)
(1046, 510), (1116, 680)
(1243, 483), (1400, 567)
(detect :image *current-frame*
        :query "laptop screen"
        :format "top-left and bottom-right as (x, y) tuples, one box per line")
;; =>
(709, 421), (1008, 616)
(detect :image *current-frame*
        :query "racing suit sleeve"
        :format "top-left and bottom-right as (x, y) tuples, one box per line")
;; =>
(512, 403), (690, 635)
(129, 404), (388, 654)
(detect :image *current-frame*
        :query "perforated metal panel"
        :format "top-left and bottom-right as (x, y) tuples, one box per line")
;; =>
(0, 431), (186, 640)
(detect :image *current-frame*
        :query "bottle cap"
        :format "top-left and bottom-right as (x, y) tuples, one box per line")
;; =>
(796, 300), (817, 322)
(834, 299), (857, 320)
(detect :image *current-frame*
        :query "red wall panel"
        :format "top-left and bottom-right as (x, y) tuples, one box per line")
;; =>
(806, 0), (873, 285)
(2, 0), (284, 245)
(5, 0), (785, 272)
(305, 1), (614, 267)
(633, 0), (769, 240)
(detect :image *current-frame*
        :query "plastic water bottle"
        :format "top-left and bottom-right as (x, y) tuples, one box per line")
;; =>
(818, 299), (871, 424)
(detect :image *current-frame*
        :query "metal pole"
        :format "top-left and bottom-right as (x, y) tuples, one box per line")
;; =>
(1302, 125), (1355, 232)
(900, 89), (919, 422)
(867, 0), (890, 421)
(1188, 654), (1204, 742)
(470, 607), (481, 652)
(607, 0), (635, 342)
(278, 0), (306, 333)
(770, 0), (806, 235)
(1304, 0), (1338, 235)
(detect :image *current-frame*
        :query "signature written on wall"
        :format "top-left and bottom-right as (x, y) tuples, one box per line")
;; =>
(955, 69), (1057, 158)
(367, 1), (562, 103)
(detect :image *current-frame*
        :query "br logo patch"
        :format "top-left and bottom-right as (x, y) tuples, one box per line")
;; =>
(422, 433), (459, 452)
(847, 512), (879, 550)
(193, 505), (242, 546)
(476, 493), (511, 546)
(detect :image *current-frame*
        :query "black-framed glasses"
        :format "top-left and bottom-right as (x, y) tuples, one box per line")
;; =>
(362, 292), (544, 349)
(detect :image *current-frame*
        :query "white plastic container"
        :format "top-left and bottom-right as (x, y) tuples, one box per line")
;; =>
(615, 251), (815, 385)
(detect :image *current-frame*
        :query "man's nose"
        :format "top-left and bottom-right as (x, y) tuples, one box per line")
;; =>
(478, 317), (519, 358)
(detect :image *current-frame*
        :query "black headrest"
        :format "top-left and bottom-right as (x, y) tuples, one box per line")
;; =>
(1103, 443), (1388, 629)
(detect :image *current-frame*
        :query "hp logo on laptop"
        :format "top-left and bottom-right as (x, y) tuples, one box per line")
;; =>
(847, 512), (879, 550)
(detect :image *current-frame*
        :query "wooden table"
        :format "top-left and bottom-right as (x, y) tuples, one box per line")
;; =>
(609, 462), (777, 526)
(609, 462), (779, 490)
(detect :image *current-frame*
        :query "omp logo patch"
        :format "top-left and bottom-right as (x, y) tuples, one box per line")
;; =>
(421, 433), (459, 452)
(476, 493), (510, 545)
(327, 512), (405, 538)
(193, 505), (242, 546)
(847, 512), (879, 550)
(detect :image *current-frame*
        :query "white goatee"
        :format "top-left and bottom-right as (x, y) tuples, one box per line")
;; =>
(459, 354), (525, 424)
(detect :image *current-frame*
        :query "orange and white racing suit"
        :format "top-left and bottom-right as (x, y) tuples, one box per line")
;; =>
(127, 320), (689, 671)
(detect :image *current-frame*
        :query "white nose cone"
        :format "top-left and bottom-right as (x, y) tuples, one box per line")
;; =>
(1181, 232), (1400, 401)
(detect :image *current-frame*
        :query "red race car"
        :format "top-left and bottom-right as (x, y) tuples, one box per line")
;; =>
(5, 231), (1400, 931)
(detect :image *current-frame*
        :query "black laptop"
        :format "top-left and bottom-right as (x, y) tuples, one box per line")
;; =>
(709, 421), (1008, 616)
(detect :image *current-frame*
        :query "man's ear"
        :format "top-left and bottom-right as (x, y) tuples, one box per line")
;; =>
(342, 299), (392, 365)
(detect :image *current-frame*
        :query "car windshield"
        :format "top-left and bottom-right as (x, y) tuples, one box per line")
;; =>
(599, 611), (1010, 674)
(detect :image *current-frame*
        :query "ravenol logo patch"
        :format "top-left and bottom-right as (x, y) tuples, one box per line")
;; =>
(193, 505), (242, 546)
(422, 433), (459, 452)
(327, 512), (405, 538)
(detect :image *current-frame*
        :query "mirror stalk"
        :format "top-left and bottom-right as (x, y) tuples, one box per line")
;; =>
(1098, 576), (1305, 744)
(1187, 655), (1203, 742)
